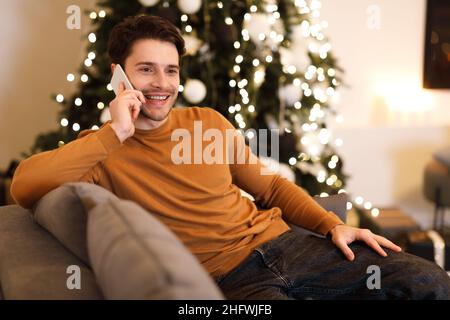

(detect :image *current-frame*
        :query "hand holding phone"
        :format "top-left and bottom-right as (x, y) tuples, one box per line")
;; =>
(109, 64), (146, 143)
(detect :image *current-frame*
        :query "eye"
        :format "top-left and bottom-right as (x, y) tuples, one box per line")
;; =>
(141, 67), (153, 72)
(168, 69), (178, 74)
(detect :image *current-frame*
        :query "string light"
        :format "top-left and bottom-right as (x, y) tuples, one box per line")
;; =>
(72, 123), (80, 131)
(98, 10), (106, 18)
(84, 59), (93, 67)
(364, 202), (373, 210)
(74, 98), (82, 106)
(67, 73), (75, 82)
(60, 118), (68, 127)
(371, 208), (380, 217)
(56, 94), (64, 103)
(88, 33), (96, 43)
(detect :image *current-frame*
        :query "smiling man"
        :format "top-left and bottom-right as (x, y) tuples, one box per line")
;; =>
(11, 15), (450, 300)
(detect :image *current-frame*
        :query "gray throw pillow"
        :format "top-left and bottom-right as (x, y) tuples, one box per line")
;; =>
(85, 198), (224, 300)
(33, 182), (119, 266)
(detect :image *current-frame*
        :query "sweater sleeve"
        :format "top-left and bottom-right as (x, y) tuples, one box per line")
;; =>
(213, 110), (344, 236)
(10, 122), (123, 209)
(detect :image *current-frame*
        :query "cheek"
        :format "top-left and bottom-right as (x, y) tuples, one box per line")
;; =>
(170, 78), (180, 92)
(129, 74), (146, 88)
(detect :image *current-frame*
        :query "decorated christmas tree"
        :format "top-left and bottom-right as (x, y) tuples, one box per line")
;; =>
(24, 0), (349, 198)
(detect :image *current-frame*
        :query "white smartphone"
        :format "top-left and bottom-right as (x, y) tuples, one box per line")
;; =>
(110, 64), (143, 111)
(110, 64), (134, 95)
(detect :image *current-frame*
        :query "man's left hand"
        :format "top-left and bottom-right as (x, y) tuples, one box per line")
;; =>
(328, 224), (402, 261)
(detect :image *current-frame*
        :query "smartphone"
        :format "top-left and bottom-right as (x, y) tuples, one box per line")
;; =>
(110, 64), (135, 95)
(110, 64), (143, 111)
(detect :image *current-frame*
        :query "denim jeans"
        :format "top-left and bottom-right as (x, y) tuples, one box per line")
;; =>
(215, 229), (450, 299)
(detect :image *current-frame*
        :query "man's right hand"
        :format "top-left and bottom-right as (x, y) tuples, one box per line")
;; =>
(109, 81), (146, 143)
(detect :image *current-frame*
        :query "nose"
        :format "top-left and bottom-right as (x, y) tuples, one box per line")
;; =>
(150, 69), (169, 90)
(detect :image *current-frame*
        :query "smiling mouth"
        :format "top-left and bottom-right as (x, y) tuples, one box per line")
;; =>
(144, 94), (170, 101)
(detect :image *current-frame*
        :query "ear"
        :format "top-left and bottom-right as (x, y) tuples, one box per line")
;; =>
(111, 63), (116, 74)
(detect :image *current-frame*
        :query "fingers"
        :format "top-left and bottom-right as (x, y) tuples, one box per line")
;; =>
(131, 103), (141, 122)
(119, 88), (146, 105)
(373, 234), (402, 252)
(136, 91), (146, 105)
(335, 239), (355, 261)
(363, 235), (387, 257)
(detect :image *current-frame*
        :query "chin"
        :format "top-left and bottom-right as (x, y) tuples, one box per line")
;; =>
(141, 105), (172, 121)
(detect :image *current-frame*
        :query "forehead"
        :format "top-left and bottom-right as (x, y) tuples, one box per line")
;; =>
(127, 38), (179, 66)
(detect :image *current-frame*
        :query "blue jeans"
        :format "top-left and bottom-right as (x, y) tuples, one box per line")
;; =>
(215, 229), (450, 299)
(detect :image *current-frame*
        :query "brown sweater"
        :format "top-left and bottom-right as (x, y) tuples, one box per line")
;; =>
(11, 107), (343, 278)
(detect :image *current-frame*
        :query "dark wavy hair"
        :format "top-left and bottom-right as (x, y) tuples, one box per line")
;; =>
(107, 15), (186, 67)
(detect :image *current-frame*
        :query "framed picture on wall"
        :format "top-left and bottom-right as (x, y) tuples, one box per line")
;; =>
(423, 0), (450, 89)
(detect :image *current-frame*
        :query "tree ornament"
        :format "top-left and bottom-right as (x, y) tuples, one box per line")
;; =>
(177, 0), (202, 14)
(183, 34), (203, 56)
(183, 79), (206, 104)
(100, 107), (111, 123)
(138, 0), (159, 7)
(278, 84), (302, 106)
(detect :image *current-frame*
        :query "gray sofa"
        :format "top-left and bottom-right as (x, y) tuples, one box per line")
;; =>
(0, 182), (347, 300)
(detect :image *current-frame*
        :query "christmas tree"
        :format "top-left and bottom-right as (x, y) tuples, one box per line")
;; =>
(23, 0), (349, 198)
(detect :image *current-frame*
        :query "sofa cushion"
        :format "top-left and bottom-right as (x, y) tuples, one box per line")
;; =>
(85, 197), (224, 299)
(0, 205), (103, 299)
(33, 182), (119, 265)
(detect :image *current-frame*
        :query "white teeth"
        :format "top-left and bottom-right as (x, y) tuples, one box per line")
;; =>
(146, 95), (168, 100)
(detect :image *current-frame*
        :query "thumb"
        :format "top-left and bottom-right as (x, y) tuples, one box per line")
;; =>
(336, 239), (355, 261)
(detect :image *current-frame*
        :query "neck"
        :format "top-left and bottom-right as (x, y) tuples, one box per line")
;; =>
(134, 116), (169, 130)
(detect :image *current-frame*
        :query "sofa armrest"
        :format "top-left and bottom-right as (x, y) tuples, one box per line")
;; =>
(313, 193), (348, 222)
(0, 204), (103, 299)
(287, 193), (348, 237)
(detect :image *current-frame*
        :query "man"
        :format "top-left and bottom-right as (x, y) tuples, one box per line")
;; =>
(11, 15), (450, 299)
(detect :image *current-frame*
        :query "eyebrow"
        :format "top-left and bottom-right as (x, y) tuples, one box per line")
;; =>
(134, 62), (179, 69)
